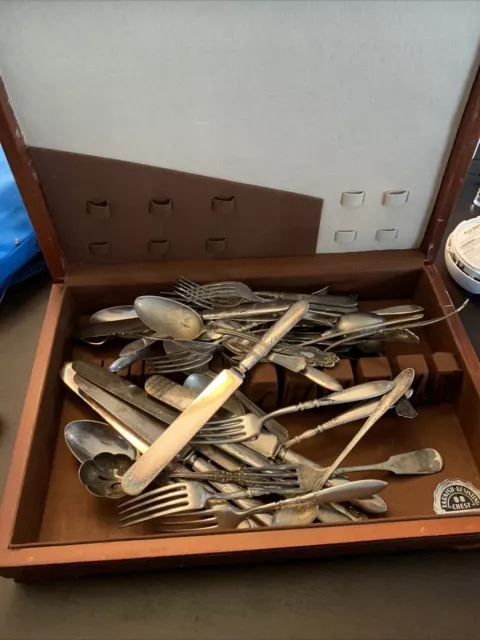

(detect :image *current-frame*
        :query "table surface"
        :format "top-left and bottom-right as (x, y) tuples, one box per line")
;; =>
(1, 183), (480, 640)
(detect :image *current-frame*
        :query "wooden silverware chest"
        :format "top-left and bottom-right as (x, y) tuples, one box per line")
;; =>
(0, 67), (480, 581)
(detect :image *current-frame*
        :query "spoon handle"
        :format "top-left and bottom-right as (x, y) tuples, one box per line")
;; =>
(313, 369), (415, 490)
(263, 380), (393, 423)
(336, 460), (395, 474)
(242, 479), (387, 518)
(202, 301), (291, 320)
(283, 398), (381, 448)
(324, 301), (468, 352)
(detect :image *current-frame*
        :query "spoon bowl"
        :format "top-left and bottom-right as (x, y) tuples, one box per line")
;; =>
(272, 504), (319, 527)
(90, 305), (138, 323)
(64, 420), (137, 464)
(183, 373), (245, 416)
(134, 296), (205, 341)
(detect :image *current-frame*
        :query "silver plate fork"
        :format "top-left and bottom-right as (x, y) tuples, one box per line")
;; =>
(183, 380), (394, 444)
(152, 479), (387, 532)
(146, 350), (213, 374)
(118, 480), (268, 527)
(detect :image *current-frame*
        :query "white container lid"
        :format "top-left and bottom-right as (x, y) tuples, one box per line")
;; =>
(450, 217), (480, 281)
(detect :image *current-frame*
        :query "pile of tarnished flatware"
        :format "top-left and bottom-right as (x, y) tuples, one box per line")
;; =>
(61, 278), (465, 532)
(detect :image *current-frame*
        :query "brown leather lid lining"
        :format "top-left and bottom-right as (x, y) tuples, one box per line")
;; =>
(28, 147), (323, 266)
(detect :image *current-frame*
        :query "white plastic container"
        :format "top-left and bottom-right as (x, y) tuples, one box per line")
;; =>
(445, 216), (480, 294)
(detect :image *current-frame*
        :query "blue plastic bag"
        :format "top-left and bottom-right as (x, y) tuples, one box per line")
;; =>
(0, 145), (42, 301)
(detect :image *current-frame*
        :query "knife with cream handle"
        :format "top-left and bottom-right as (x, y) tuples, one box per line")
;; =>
(60, 364), (272, 525)
(142, 373), (385, 516)
(121, 301), (309, 495)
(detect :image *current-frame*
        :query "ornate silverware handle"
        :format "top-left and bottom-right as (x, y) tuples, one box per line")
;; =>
(264, 396), (349, 421)
(190, 455), (272, 526)
(240, 479), (386, 518)
(314, 368), (415, 490)
(238, 301), (309, 373)
(202, 301), (291, 320)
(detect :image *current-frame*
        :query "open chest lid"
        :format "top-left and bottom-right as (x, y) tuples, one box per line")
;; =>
(0, 4), (479, 284)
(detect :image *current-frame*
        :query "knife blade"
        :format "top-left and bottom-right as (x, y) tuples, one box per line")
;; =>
(72, 372), (169, 446)
(72, 360), (178, 424)
(60, 364), (272, 525)
(121, 300), (309, 495)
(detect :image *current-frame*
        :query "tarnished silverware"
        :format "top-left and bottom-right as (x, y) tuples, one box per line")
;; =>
(224, 337), (342, 392)
(322, 301), (468, 351)
(145, 372), (389, 515)
(314, 369), (415, 490)
(248, 290), (358, 308)
(121, 301), (310, 495)
(155, 465), (301, 490)
(62, 364), (273, 523)
(108, 337), (159, 372)
(188, 381), (394, 443)
(118, 480), (269, 527)
(143, 379), (394, 445)
(283, 390), (412, 449)
(74, 317), (150, 340)
(79, 452), (133, 499)
(152, 480), (387, 533)
(301, 313), (424, 347)
(64, 420), (137, 464)
(336, 449), (443, 476)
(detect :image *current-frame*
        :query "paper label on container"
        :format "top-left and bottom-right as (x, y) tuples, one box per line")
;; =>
(454, 219), (480, 270)
(433, 479), (480, 515)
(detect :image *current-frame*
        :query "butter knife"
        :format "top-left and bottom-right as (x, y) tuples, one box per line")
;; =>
(121, 300), (309, 495)
(141, 373), (385, 516)
(60, 364), (272, 524)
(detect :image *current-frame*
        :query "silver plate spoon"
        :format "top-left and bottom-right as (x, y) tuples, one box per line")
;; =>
(314, 369), (415, 490)
(323, 300), (468, 351)
(90, 305), (138, 323)
(84, 306), (141, 346)
(272, 503), (320, 527)
(319, 311), (423, 340)
(183, 373), (245, 416)
(134, 296), (253, 342)
(301, 312), (424, 348)
(79, 452), (134, 499)
(336, 449), (443, 476)
(64, 419), (137, 464)
(109, 337), (160, 372)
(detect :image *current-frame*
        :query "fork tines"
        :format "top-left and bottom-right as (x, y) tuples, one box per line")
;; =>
(145, 350), (212, 374)
(191, 418), (254, 444)
(154, 510), (220, 532)
(174, 277), (253, 307)
(118, 483), (193, 527)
